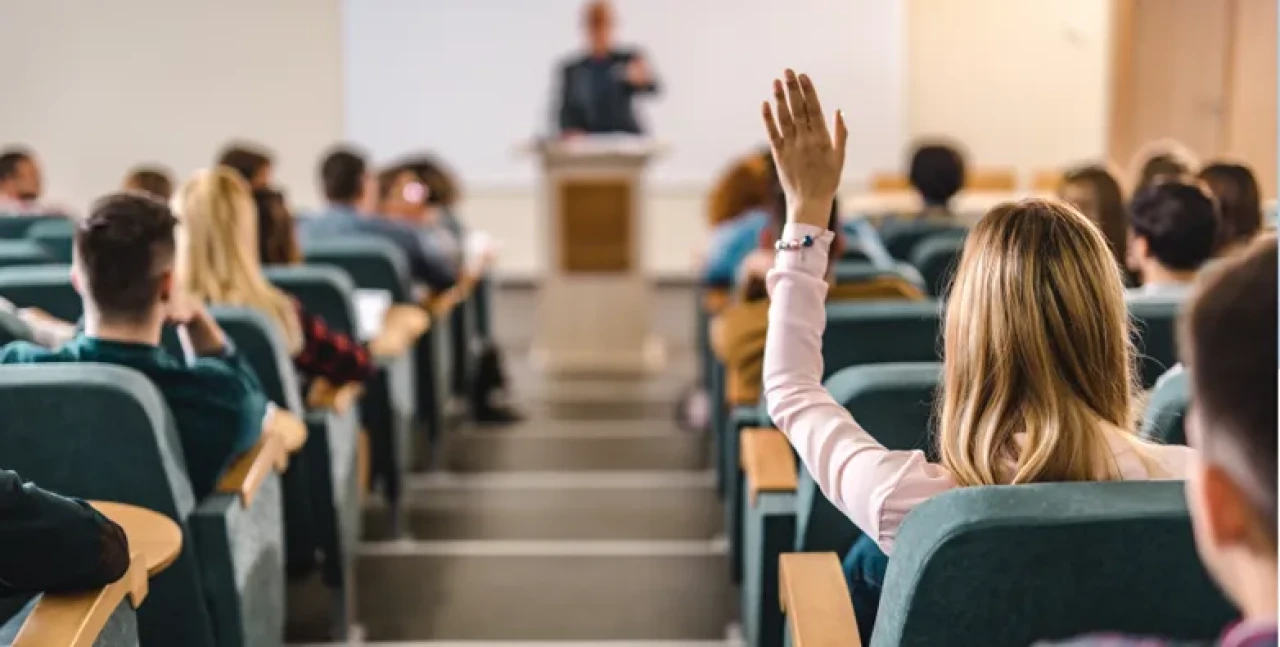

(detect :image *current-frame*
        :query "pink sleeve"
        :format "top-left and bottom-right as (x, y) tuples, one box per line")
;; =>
(762, 223), (955, 554)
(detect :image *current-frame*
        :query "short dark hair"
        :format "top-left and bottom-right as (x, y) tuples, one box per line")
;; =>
(1180, 236), (1278, 538)
(74, 193), (177, 321)
(1198, 162), (1262, 252)
(0, 148), (33, 182)
(217, 144), (273, 185)
(908, 143), (965, 207)
(123, 166), (174, 201)
(1128, 181), (1218, 271)
(1136, 153), (1193, 193)
(320, 148), (366, 203)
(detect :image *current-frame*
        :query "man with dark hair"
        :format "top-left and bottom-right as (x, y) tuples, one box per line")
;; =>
(1127, 181), (1218, 299)
(0, 192), (301, 498)
(122, 165), (175, 201)
(0, 147), (44, 214)
(217, 143), (274, 190)
(302, 146), (457, 292)
(908, 143), (966, 213)
(1041, 236), (1277, 647)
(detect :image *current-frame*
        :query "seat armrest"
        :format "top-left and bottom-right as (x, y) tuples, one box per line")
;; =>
(369, 305), (430, 358)
(217, 433), (287, 507)
(11, 558), (148, 647)
(740, 428), (798, 505)
(423, 271), (479, 318)
(89, 502), (183, 576)
(779, 552), (860, 647)
(306, 378), (363, 415)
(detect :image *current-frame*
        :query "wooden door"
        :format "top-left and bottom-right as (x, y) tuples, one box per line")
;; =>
(1222, 0), (1277, 196)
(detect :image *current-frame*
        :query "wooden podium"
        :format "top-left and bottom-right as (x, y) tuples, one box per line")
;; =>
(529, 136), (665, 375)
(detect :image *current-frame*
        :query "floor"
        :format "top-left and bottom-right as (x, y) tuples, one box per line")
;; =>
(298, 286), (737, 646)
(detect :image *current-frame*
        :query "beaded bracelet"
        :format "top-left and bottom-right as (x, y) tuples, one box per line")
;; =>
(774, 235), (815, 251)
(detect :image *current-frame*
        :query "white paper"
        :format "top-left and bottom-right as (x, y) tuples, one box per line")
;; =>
(354, 289), (392, 342)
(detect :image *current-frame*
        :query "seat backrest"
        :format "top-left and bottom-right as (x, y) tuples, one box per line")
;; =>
(0, 215), (60, 239)
(264, 265), (359, 337)
(208, 306), (304, 414)
(879, 220), (967, 261)
(795, 363), (942, 554)
(0, 364), (216, 646)
(832, 261), (927, 294)
(0, 239), (53, 269)
(873, 482), (1236, 647)
(304, 236), (412, 303)
(0, 265), (80, 321)
(25, 217), (75, 264)
(908, 231), (966, 298)
(1142, 367), (1189, 445)
(822, 301), (942, 381)
(1129, 297), (1182, 389)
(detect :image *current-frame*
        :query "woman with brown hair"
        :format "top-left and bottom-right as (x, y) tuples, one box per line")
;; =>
(1059, 164), (1129, 276)
(1198, 161), (1263, 257)
(702, 149), (773, 287)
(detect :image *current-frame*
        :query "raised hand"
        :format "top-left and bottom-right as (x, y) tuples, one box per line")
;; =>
(762, 70), (848, 229)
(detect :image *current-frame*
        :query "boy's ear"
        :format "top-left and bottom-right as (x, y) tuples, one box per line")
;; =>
(157, 270), (174, 303)
(1199, 463), (1254, 549)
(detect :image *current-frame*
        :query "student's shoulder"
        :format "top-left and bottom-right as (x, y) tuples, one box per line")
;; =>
(0, 340), (72, 364)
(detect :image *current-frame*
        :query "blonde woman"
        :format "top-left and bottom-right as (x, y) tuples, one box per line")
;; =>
(760, 71), (1191, 641)
(174, 168), (372, 387)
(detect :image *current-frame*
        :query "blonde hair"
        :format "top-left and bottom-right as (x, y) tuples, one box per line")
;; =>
(937, 198), (1141, 486)
(172, 167), (303, 354)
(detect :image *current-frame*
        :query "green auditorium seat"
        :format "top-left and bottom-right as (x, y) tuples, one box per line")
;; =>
(873, 482), (1235, 646)
(832, 261), (927, 294)
(25, 217), (74, 264)
(304, 238), (441, 454)
(908, 231), (966, 298)
(1128, 297), (1181, 389)
(0, 239), (53, 269)
(0, 364), (286, 647)
(878, 219), (967, 261)
(0, 265), (79, 321)
(1142, 366), (1189, 445)
(0, 215), (60, 239)
(266, 265), (412, 545)
(741, 363), (941, 647)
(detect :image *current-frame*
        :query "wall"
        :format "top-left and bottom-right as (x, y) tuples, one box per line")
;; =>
(907, 0), (1113, 175)
(0, 0), (344, 211)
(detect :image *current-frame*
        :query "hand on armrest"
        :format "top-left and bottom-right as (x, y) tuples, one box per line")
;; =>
(740, 428), (798, 504)
(11, 556), (149, 647)
(217, 432), (287, 507)
(779, 552), (861, 647)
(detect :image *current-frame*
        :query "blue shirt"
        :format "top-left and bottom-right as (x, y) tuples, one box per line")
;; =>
(703, 209), (770, 287)
(300, 205), (458, 291)
(0, 336), (269, 499)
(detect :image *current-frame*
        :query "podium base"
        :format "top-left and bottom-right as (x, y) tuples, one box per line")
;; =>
(530, 336), (666, 376)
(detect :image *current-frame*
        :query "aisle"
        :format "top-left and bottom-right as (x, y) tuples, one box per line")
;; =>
(346, 286), (736, 644)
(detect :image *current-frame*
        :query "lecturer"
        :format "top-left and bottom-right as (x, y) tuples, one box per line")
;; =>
(556, 1), (660, 136)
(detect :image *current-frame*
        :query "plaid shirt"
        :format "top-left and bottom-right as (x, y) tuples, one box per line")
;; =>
(1037, 621), (1277, 647)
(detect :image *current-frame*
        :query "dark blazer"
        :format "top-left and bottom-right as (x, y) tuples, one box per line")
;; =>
(0, 469), (129, 595)
(557, 49), (659, 135)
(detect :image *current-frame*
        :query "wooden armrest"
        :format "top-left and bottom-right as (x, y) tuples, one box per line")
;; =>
(89, 502), (183, 576)
(216, 432), (286, 507)
(305, 378), (363, 415)
(11, 556), (148, 647)
(702, 289), (730, 316)
(369, 304), (430, 357)
(739, 428), (798, 504)
(779, 552), (861, 647)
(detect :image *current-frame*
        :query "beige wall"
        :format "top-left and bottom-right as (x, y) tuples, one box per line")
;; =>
(907, 0), (1113, 176)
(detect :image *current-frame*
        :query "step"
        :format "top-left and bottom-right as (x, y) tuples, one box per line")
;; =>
(354, 541), (734, 641)
(363, 471), (721, 541)
(442, 425), (709, 473)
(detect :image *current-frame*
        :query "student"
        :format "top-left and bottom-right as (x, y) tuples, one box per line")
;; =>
(907, 142), (965, 217)
(1060, 164), (1128, 277)
(758, 71), (1191, 643)
(0, 148), (45, 215)
(1041, 237), (1277, 646)
(301, 147), (458, 293)
(174, 168), (373, 388)
(377, 165), (462, 268)
(1130, 141), (1198, 194)
(253, 188), (301, 266)
(702, 150), (773, 287)
(1198, 162), (1263, 258)
(1127, 181), (1218, 299)
(217, 143), (274, 190)
(122, 165), (175, 201)
(0, 469), (129, 595)
(0, 192), (301, 499)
